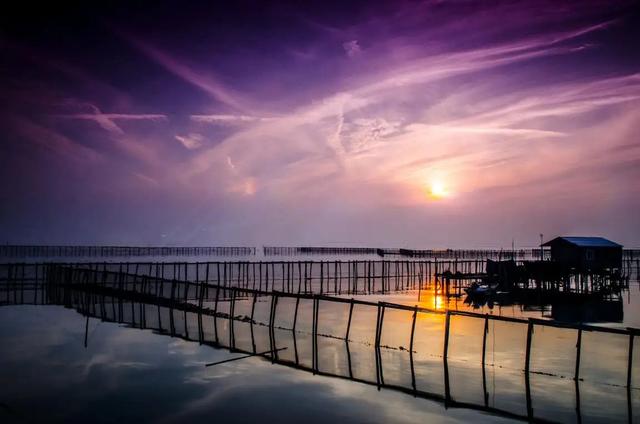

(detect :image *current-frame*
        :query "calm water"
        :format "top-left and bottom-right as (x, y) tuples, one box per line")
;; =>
(1, 257), (638, 423)
(1, 305), (522, 424)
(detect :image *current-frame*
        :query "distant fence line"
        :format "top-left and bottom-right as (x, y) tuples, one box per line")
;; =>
(0, 245), (256, 258)
(262, 246), (551, 259)
(263, 246), (380, 256)
(2, 244), (639, 261)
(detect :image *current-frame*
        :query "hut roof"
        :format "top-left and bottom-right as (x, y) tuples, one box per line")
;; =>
(541, 236), (622, 248)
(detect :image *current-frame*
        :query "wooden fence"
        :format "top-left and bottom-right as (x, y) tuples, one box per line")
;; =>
(27, 271), (640, 424)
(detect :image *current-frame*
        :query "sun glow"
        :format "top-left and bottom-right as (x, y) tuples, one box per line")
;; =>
(428, 180), (450, 200)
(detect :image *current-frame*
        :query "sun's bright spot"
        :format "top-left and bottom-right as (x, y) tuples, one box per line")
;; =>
(433, 293), (446, 310)
(428, 180), (449, 200)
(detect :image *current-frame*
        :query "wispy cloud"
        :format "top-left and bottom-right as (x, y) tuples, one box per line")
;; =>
(175, 133), (204, 150)
(52, 104), (167, 135)
(121, 32), (253, 114)
(190, 114), (270, 124)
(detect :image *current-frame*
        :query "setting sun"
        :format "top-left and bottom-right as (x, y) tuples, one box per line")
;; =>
(428, 181), (450, 200)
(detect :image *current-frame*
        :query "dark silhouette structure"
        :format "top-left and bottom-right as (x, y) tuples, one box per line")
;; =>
(541, 236), (623, 271)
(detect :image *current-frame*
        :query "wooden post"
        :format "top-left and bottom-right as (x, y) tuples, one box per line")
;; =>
(443, 310), (451, 359)
(229, 289), (236, 349)
(575, 328), (582, 381)
(482, 316), (489, 406)
(214, 266), (221, 314)
(409, 306), (418, 353)
(312, 297), (319, 373)
(267, 293), (277, 362)
(374, 303), (386, 387)
(443, 310), (451, 403)
(338, 261), (342, 294)
(347, 261), (351, 294)
(375, 303), (386, 348)
(410, 306), (418, 392)
(291, 325), (299, 364)
(352, 261), (356, 294)
(525, 320), (534, 374)
(297, 261), (302, 294)
(250, 292), (257, 323)
(304, 262), (308, 293)
(265, 263), (269, 292)
(418, 267), (422, 301)
(311, 296), (316, 371)
(367, 261), (372, 293)
(320, 261), (324, 294)
(575, 378), (582, 424)
(525, 361), (533, 420)
(269, 292), (276, 328)
(628, 333), (635, 388)
(482, 316), (489, 365)
(293, 297), (300, 332)
(345, 339), (353, 379)
(272, 295), (280, 361)
(346, 299), (354, 340)
(315, 297), (320, 370)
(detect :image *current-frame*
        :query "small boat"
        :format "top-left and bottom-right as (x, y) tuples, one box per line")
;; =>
(464, 282), (496, 296)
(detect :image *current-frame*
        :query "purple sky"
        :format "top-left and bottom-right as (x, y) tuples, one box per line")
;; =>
(1, 1), (639, 248)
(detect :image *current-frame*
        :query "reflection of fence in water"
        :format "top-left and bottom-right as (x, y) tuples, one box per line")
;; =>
(2, 262), (640, 422)
(27, 266), (640, 423)
(45, 286), (632, 421)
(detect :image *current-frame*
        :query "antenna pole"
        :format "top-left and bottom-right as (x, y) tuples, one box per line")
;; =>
(539, 233), (543, 260)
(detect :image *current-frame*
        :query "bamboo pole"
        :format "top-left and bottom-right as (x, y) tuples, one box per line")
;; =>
(525, 320), (534, 374)
(443, 310), (451, 403)
(628, 334), (635, 388)
(410, 306), (418, 393)
(575, 329), (582, 381)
